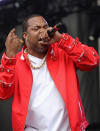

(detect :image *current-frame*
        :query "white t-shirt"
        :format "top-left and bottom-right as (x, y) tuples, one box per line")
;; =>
(25, 54), (71, 131)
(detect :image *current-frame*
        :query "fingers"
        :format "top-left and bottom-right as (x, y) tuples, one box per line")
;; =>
(19, 39), (23, 43)
(8, 28), (23, 44)
(10, 28), (16, 33)
(8, 28), (20, 40)
(5, 28), (24, 57)
(47, 27), (53, 30)
(8, 28), (16, 37)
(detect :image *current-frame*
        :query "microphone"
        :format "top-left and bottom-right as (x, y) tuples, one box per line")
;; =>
(47, 22), (62, 37)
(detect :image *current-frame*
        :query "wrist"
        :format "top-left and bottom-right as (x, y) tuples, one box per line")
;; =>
(55, 32), (62, 42)
(6, 50), (17, 57)
(58, 33), (69, 48)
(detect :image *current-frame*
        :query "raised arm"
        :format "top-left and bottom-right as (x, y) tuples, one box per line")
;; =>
(58, 33), (99, 71)
(0, 29), (23, 100)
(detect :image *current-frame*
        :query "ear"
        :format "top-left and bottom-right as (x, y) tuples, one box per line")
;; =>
(23, 32), (27, 39)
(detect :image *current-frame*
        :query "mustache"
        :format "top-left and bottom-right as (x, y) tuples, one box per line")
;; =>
(39, 37), (50, 42)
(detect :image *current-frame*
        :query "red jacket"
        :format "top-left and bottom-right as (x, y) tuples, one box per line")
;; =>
(0, 33), (99, 131)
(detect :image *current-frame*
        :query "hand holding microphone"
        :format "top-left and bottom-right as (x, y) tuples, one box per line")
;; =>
(47, 22), (63, 44)
(47, 22), (62, 37)
(40, 22), (62, 43)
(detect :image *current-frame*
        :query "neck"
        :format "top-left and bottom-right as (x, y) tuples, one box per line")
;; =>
(27, 49), (47, 59)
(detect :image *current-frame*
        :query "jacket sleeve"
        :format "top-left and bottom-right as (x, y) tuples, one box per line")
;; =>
(58, 33), (99, 71)
(0, 53), (16, 100)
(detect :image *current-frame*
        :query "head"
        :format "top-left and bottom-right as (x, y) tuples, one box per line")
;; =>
(22, 14), (49, 58)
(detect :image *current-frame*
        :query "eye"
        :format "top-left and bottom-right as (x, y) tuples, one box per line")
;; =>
(44, 25), (49, 29)
(31, 27), (39, 31)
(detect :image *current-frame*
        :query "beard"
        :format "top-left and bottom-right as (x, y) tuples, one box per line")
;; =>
(30, 42), (49, 55)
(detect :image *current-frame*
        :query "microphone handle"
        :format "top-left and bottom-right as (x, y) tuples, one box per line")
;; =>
(47, 23), (62, 37)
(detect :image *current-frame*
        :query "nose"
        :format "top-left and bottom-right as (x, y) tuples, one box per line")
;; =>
(39, 28), (46, 34)
(39, 28), (48, 36)
(39, 28), (49, 41)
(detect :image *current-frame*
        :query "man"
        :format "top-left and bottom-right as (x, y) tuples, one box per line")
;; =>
(0, 14), (99, 131)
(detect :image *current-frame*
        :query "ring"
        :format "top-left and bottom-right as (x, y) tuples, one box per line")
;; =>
(19, 39), (23, 43)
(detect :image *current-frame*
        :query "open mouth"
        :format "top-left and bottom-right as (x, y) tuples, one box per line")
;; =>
(38, 38), (49, 42)
(38, 38), (42, 41)
(38, 39), (50, 48)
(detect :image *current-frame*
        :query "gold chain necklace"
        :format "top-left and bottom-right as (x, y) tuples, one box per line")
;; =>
(25, 48), (46, 70)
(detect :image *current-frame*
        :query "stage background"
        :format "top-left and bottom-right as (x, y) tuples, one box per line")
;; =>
(0, 0), (100, 130)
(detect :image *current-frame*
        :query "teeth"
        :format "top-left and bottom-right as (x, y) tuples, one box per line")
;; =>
(39, 38), (49, 42)
(39, 38), (42, 41)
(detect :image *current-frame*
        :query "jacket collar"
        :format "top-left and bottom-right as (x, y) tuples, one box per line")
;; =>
(20, 43), (57, 62)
